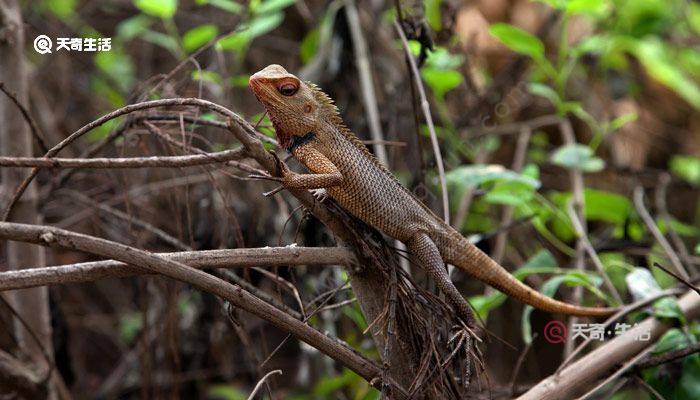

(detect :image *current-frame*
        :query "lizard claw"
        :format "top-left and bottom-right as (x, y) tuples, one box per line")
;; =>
(310, 188), (328, 203)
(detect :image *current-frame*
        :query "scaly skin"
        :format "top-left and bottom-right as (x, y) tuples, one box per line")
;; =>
(249, 64), (615, 325)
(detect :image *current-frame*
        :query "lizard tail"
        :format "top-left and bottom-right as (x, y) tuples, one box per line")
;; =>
(443, 232), (616, 317)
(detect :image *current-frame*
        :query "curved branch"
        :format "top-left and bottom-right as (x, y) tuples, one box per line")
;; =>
(0, 222), (399, 393)
(2, 97), (256, 221)
(0, 246), (354, 291)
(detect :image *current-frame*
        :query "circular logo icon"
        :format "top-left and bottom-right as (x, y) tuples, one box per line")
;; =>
(543, 320), (567, 344)
(33, 35), (52, 54)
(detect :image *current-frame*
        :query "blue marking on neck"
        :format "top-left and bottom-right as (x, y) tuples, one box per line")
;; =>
(286, 131), (315, 153)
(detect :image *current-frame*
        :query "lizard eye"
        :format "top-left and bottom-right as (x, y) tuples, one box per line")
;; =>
(278, 82), (298, 96)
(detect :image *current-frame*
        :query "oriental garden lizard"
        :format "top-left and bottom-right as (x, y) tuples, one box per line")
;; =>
(248, 64), (614, 327)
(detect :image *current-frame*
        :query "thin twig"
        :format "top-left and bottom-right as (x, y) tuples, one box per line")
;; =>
(654, 173), (694, 275)
(394, 20), (450, 225)
(246, 370), (282, 400)
(62, 190), (192, 251)
(633, 375), (665, 400)
(652, 262), (700, 295)
(344, 0), (388, 164)
(635, 341), (700, 370)
(0, 82), (48, 153)
(566, 202), (623, 303)
(2, 97), (254, 221)
(574, 346), (654, 400)
(0, 148), (245, 168)
(633, 187), (690, 281)
(493, 126), (532, 264)
(509, 333), (537, 396)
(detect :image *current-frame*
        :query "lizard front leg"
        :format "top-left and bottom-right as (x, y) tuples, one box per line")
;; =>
(406, 232), (478, 330)
(250, 145), (343, 196)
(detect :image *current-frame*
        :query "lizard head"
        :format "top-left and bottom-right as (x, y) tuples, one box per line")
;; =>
(249, 64), (322, 149)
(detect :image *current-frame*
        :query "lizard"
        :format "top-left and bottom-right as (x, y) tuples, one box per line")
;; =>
(248, 64), (615, 328)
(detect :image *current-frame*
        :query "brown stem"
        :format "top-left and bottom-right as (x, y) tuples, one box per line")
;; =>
(0, 148), (245, 168)
(0, 246), (354, 291)
(518, 290), (700, 400)
(0, 221), (404, 394)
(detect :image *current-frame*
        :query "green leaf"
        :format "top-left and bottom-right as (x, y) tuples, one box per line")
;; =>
(86, 116), (119, 142)
(424, 46), (464, 69)
(207, 384), (247, 400)
(550, 144), (605, 172)
(342, 302), (368, 331)
(657, 217), (700, 238)
(230, 75), (251, 88)
(248, 12), (285, 38)
(470, 250), (558, 321)
(119, 312), (142, 344)
(253, 0), (296, 15)
(447, 164), (540, 190)
(654, 328), (690, 354)
(565, 0), (610, 17)
(196, 0), (243, 14)
(582, 189), (631, 226)
(300, 29), (319, 64)
(191, 70), (223, 85)
(141, 29), (181, 54)
(217, 32), (250, 52)
(117, 15), (154, 40)
(654, 297), (686, 323)
(314, 369), (355, 396)
(609, 112), (638, 131)
(691, 3), (700, 35)
(669, 155), (700, 185)
(522, 275), (566, 344)
(183, 24), (218, 52)
(94, 48), (135, 92)
(425, 0), (443, 31)
(633, 39), (700, 108)
(483, 180), (536, 206)
(46, 0), (77, 19)
(528, 82), (562, 108)
(489, 23), (545, 59)
(470, 292), (507, 321)
(421, 68), (463, 100)
(133, 0), (178, 19)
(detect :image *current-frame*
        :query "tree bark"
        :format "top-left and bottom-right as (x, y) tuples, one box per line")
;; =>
(0, 0), (54, 390)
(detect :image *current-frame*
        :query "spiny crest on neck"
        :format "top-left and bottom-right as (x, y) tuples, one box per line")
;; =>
(305, 81), (402, 183)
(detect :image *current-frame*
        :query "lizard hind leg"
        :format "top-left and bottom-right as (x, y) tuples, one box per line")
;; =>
(406, 232), (479, 331)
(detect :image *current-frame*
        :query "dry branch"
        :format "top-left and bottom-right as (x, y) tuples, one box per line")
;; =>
(0, 348), (46, 399)
(0, 246), (354, 291)
(2, 97), (256, 221)
(0, 222), (401, 394)
(518, 290), (700, 400)
(0, 148), (245, 168)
